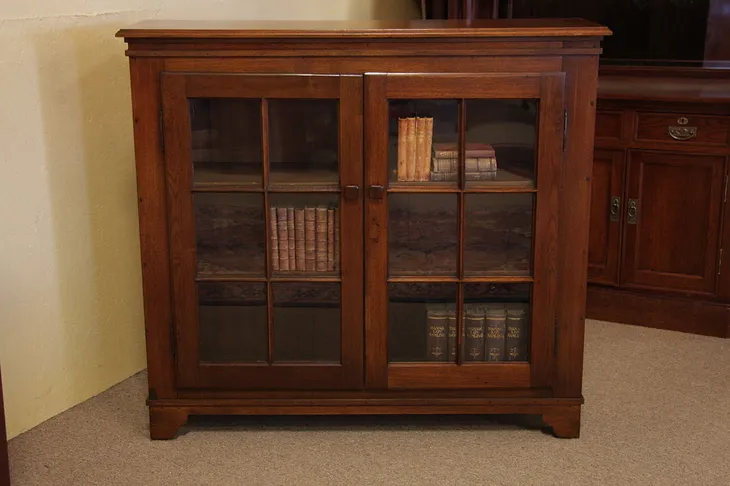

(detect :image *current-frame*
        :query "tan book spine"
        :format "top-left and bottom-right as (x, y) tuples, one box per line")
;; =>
(334, 208), (340, 271)
(304, 207), (316, 272)
(315, 206), (328, 272)
(406, 117), (416, 181)
(277, 207), (289, 271)
(270, 207), (279, 272)
(287, 207), (295, 270)
(327, 208), (335, 271)
(414, 117), (425, 181)
(397, 118), (407, 181)
(424, 117), (433, 181)
(295, 208), (305, 271)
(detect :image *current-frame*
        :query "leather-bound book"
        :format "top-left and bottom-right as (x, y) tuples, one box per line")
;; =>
(447, 303), (457, 362)
(327, 208), (335, 271)
(463, 304), (485, 361)
(315, 206), (328, 272)
(486, 304), (507, 362)
(506, 304), (529, 361)
(287, 207), (296, 270)
(304, 207), (316, 272)
(415, 117), (425, 181)
(397, 118), (407, 181)
(277, 207), (289, 271)
(405, 117), (416, 181)
(294, 208), (305, 271)
(270, 206), (279, 272)
(424, 117), (433, 181)
(426, 304), (449, 361)
(333, 208), (340, 271)
(433, 142), (495, 159)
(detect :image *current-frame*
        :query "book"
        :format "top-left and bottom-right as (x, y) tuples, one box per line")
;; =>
(446, 304), (457, 362)
(315, 206), (328, 272)
(432, 157), (497, 173)
(486, 304), (507, 362)
(304, 207), (316, 272)
(430, 171), (499, 182)
(334, 208), (340, 271)
(424, 117), (434, 181)
(426, 304), (449, 361)
(287, 207), (296, 270)
(415, 117), (425, 181)
(463, 304), (485, 361)
(270, 207), (279, 272)
(327, 208), (335, 271)
(506, 304), (529, 361)
(433, 142), (495, 159)
(397, 118), (407, 181)
(294, 208), (305, 271)
(277, 207), (289, 271)
(405, 117), (416, 181)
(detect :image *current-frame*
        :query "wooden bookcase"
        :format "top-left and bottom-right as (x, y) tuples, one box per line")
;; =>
(117, 19), (609, 439)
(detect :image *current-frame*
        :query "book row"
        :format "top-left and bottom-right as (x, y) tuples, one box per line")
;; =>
(270, 206), (339, 272)
(426, 303), (529, 362)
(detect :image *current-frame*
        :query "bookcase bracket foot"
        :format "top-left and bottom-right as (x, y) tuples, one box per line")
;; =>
(542, 405), (581, 438)
(149, 407), (189, 440)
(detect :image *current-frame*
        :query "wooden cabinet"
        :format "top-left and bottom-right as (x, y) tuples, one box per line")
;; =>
(118, 19), (608, 440)
(587, 73), (730, 338)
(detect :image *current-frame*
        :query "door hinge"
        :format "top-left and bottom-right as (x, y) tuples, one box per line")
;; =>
(724, 174), (728, 203)
(159, 109), (165, 153)
(717, 248), (722, 275)
(563, 110), (568, 152)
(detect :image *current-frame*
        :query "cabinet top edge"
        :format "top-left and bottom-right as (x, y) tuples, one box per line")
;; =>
(116, 18), (611, 40)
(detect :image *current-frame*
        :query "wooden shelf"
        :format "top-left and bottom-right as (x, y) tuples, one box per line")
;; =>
(387, 275), (533, 283)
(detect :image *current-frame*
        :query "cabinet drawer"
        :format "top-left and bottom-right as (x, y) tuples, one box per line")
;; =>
(635, 112), (729, 146)
(595, 110), (623, 141)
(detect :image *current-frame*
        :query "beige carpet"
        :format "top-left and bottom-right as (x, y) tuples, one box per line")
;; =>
(8, 320), (730, 486)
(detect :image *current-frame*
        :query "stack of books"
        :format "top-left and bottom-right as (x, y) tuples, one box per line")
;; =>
(426, 303), (528, 362)
(269, 206), (338, 272)
(430, 143), (498, 182)
(396, 117), (434, 182)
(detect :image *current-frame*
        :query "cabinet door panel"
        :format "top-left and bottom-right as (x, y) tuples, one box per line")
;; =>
(588, 149), (625, 285)
(162, 73), (363, 390)
(621, 151), (724, 295)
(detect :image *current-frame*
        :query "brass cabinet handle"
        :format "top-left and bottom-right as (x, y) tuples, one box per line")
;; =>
(627, 199), (638, 225)
(609, 197), (621, 222)
(668, 126), (697, 141)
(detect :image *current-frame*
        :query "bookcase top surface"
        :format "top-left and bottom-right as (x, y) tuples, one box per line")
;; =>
(116, 18), (610, 40)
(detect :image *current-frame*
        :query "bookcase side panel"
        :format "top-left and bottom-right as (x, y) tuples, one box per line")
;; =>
(129, 57), (177, 400)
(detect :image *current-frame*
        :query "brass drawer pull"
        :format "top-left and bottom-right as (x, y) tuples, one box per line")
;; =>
(627, 199), (638, 225)
(668, 126), (697, 141)
(609, 197), (621, 222)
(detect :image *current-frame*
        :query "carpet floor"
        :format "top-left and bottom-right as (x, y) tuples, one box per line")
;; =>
(7, 319), (730, 485)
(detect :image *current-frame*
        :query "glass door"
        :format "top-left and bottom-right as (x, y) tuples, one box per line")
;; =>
(162, 73), (363, 389)
(364, 73), (564, 389)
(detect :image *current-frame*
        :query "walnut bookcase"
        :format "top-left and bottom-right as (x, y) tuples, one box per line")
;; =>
(117, 19), (609, 439)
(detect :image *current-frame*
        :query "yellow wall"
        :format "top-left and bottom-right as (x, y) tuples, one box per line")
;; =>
(0, 0), (418, 440)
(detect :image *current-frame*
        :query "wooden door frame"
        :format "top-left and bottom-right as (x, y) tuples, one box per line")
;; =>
(161, 73), (365, 390)
(364, 72), (564, 390)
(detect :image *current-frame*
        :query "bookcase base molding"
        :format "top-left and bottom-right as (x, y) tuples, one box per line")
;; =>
(148, 400), (583, 440)
(117, 19), (608, 440)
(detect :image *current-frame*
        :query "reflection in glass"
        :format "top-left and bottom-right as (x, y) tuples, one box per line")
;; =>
(189, 98), (262, 186)
(388, 283), (457, 363)
(464, 194), (533, 276)
(389, 194), (458, 276)
(195, 193), (266, 276)
(198, 282), (268, 363)
(272, 283), (341, 363)
(269, 99), (339, 186)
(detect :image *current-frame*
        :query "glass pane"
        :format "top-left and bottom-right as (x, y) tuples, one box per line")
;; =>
(198, 282), (267, 363)
(388, 100), (458, 187)
(464, 99), (537, 188)
(269, 193), (339, 275)
(195, 193), (266, 277)
(388, 283), (457, 363)
(463, 283), (531, 363)
(464, 193), (533, 277)
(190, 98), (262, 186)
(272, 283), (340, 363)
(389, 194), (458, 277)
(269, 99), (338, 187)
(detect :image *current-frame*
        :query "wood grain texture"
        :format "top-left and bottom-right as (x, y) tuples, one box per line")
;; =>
(128, 58), (177, 399)
(0, 365), (9, 486)
(543, 405), (581, 439)
(635, 112), (729, 147)
(594, 110), (623, 142)
(116, 19), (610, 39)
(587, 149), (624, 285)
(149, 407), (189, 440)
(587, 285), (730, 338)
(387, 363), (530, 389)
